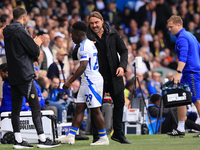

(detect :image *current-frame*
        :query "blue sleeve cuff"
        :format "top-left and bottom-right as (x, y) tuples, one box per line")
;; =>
(178, 58), (187, 63)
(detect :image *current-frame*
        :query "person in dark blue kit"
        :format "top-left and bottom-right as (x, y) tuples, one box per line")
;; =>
(167, 15), (200, 137)
(0, 64), (30, 113)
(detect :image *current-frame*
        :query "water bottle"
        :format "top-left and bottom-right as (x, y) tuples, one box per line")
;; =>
(57, 122), (62, 137)
(62, 108), (67, 123)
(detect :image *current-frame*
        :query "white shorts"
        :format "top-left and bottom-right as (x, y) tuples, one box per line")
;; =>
(76, 82), (103, 108)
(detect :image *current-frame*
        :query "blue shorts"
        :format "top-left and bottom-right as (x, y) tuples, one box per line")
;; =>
(181, 73), (200, 103)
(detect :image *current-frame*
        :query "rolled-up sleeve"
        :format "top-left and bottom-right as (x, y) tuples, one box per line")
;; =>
(177, 37), (188, 63)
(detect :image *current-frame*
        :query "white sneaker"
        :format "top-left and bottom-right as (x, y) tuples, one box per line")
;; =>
(55, 135), (75, 145)
(90, 137), (109, 146)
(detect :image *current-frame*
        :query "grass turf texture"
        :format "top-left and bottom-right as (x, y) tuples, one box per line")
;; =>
(0, 133), (199, 150)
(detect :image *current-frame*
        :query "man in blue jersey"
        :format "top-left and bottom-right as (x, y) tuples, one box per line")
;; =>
(167, 15), (200, 137)
(55, 21), (109, 145)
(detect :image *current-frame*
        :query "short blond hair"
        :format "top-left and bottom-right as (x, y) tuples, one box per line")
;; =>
(167, 15), (183, 26)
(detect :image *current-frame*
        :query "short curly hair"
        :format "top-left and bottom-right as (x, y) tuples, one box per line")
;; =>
(72, 21), (87, 33)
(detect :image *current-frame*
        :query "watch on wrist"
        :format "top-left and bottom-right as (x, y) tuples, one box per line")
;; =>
(177, 70), (182, 73)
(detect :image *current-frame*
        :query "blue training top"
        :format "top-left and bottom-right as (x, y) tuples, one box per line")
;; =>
(175, 28), (200, 75)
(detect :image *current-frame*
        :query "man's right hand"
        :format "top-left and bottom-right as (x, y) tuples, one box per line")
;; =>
(63, 82), (70, 90)
(34, 35), (44, 47)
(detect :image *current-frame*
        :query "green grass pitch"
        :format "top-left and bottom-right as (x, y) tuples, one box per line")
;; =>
(0, 133), (199, 150)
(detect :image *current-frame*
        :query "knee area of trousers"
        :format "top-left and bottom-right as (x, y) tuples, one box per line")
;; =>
(113, 104), (124, 109)
(113, 100), (125, 106)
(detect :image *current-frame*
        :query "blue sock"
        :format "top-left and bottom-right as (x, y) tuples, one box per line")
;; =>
(68, 126), (78, 137)
(98, 129), (107, 139)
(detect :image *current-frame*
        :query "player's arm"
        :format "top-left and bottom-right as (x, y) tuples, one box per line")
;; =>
(176, 61), (186, 72)
(63, 60), (88, 90)
(115, 29), (128, 70)
(172, 37), (187, 84)
(173, 61), (185, 84)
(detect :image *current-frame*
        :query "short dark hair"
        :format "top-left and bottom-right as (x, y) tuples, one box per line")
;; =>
(72, 21), (87, 33)
(51, 76), (59, 81)
(0, 63), (7, 70)
(150, 94), (161, 104)
(54, 36), (63, 41)
(1, 63), (8, 73)
(13, 7), (27, 20)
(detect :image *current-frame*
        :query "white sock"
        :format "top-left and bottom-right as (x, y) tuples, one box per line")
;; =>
(38, 134), (46, 142)
(177, 121), (185, 132)
(68, 133), (75, 137)
(100, 135), (108, 139)
(14, 132), (22, 143)
(198, 118), (200, 124)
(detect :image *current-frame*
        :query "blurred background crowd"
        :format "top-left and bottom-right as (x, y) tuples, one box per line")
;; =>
(0, 0), (199, 127)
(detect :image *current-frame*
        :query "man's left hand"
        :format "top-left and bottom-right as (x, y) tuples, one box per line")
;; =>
(116, 67), (124, 77)
(172, 72), (181, 84)
(63, 82), (71, 90)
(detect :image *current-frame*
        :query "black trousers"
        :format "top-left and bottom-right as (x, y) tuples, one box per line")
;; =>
(185, 119), (200, 131)
(11, 79), (44, 135)
(161, 108), (200, 133)
(161, 109), (178, 133)
(91, 80), (125, 137)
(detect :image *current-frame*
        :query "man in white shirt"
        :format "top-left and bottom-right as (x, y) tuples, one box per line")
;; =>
(41, 33), (53, 71)
(51, 36), (70, 77)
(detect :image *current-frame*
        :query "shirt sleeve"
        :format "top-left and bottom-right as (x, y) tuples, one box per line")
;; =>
(79, 44), (89, 61)
(19, 28), (40, 58)
(177, 37), (188, 63)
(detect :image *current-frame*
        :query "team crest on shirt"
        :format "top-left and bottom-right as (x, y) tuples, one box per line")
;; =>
(31, 94), (35, 99)
(151, 82), (154, 87)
